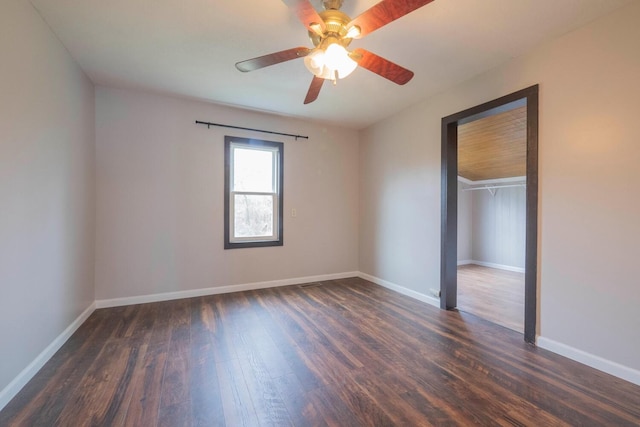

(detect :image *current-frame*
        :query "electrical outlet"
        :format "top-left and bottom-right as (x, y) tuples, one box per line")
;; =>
(291, 208), (297, 217)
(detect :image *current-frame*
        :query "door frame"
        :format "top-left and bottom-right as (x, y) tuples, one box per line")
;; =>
(440, 85), (539, 343)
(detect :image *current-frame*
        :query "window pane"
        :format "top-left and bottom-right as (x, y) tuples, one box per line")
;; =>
(234, 194), (274, 238)
(233, 148), (274, 192)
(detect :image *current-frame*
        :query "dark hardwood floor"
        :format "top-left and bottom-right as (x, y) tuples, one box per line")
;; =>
(458, 264), (525, 333)
(1, 277), (639, 426)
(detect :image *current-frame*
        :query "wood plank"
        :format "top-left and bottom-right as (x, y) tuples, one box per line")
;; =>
(272, 373), (327, 426)
(219, 293), (292, 426)
(189, 297), (224, 427)
(53, 341), (136, 424)
(122, 302), (172, 427)
(158, 299), (192, 427)
(458, 105), (527, 181)
(121, 342), (168, 427)
(248, 290), (324, 392)
(216, 358), (260, 427)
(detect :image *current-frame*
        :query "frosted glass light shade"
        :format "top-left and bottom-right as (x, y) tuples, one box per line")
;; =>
(304, 43), (357, 80)
(304, 49), (327, 76)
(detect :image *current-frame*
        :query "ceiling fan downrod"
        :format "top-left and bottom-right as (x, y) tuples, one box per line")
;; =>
(322, 0), (343, 10)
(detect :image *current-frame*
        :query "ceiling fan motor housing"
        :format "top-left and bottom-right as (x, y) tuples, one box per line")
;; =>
(309, 9), (353, 48)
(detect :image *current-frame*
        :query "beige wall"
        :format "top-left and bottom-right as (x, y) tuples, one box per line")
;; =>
(0, 0), (95, 397)
(360, 1), (640, 373)
(95, 87), (359, 300)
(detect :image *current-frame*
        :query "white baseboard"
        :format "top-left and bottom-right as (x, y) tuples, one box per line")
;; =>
(95, 271), (360, 308)
(462, 260), (525, 273)
(457, 259), (473, 266)
(358, 272), (440, 308)
(537, 337), (640, 386)
(0, 302), (96, 412)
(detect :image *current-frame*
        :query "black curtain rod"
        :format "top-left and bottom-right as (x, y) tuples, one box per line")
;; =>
(195, 120), (309, 140)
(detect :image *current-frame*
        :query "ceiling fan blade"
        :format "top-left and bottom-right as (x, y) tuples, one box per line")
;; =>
(282, 0), (326, 35)
(304, 76), (325, 104)
(235, 47), (311, 72)
(347, 0), (435, 39)
(351, 48), (414, 85)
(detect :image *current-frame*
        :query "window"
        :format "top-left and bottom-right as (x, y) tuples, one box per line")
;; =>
(224, 136), (283, 249)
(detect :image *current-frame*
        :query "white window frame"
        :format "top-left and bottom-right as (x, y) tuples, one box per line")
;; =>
(224, 136), (283, 249)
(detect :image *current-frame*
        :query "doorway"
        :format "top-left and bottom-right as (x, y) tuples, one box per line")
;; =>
(440, 85), (539, 343)
(457, 100), (527, 333)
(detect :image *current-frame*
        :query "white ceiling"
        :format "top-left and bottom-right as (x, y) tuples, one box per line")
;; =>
(30, 0), (630, 129)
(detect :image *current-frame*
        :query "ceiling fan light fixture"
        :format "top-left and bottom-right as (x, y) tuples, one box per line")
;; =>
(325, 43), (357, 78)
(345, 25), (361, 39)
(304, 42), (357, 80)
(303, 48), (326, 75)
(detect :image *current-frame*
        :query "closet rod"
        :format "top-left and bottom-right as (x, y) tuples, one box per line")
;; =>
(195, 120), (309, 140)
(461, 183), (526, 191)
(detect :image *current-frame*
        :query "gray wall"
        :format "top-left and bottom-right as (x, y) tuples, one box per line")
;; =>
(457, 183), (473, 262)
(471, 186), (526, 269)
(0, 1), (95, 398)
(457, 184), (526, 269)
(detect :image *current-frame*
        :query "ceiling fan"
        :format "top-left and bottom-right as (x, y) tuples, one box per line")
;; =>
(235, 0), (435, 104)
